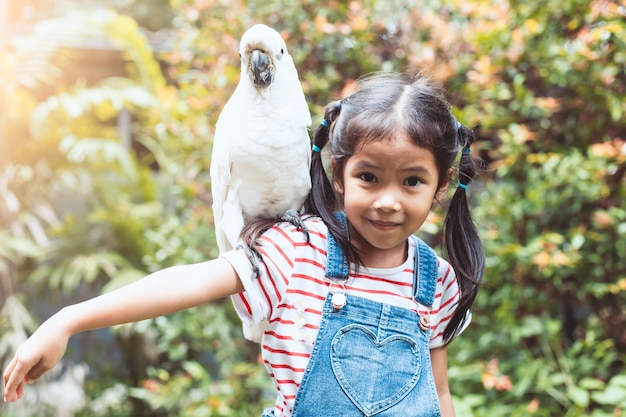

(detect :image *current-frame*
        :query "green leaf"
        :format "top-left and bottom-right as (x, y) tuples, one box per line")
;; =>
(567, 386), (589, 407)
(591, 386), (626, 405)
(579, 377), (606, 391)
(182, 360), (209, 380)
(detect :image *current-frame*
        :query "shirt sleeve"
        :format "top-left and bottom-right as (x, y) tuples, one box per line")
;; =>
(428, 258), (472, 349)
(220, 223), (300, 327)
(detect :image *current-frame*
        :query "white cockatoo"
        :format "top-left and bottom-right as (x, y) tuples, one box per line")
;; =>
(210, 24), (312, 341)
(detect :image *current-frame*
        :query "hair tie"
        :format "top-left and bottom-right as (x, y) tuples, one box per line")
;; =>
(458, 182), (468, 190)
(462, 147), (471, 155)
(320, 119), (329, 127)
(312, 144), (322, 153)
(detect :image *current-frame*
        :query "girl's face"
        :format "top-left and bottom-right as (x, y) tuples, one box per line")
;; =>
(336, 134), (447, 268)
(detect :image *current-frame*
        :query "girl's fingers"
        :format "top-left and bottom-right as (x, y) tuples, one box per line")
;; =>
(4, 371), (20, 402)
(3, 355), (41, 402)
(3, 356), (19, 401)
(3, 354), (16, 384)
(15, 380), (25, 401)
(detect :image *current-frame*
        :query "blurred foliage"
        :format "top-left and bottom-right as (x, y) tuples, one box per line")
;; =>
(1, 0), (625, 416)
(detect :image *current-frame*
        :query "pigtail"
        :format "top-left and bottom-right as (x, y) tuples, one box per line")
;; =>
(304, 101), (339, 219)
(304, 101), (361, 265)
(442, 124), (485, 343)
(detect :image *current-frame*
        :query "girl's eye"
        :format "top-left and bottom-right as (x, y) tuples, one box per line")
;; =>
(359, 173), (377, 183)
(404, 177), (422, 187)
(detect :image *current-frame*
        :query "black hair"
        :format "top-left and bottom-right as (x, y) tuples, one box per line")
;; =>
(303, 72), (484, 344)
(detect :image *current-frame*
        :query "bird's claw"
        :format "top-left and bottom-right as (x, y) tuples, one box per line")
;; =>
(281, 209), (310, 242)
(237, 244), (262, 279)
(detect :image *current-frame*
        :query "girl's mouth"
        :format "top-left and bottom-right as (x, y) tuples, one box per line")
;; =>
(369, 220), (399, 231)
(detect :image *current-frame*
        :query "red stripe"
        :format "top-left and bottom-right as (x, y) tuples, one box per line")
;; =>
(291, 273), (326, 287)
(285, 288), (327, 301)
(276, 303), (323, 316)
(301, 219), (325, 237)
(263, 344), (311, 358)
(437, 303), (458, 325)
(432, 329), (445, 340)
(353, 272), (414, 287)
(275, 379), (300, 386)
(442, 264), (455, 287)
(260, 245), (290, 288)
(271, 223), (298, 243)
(295, 257), (325, 270)
(297, 239), (327, 256)
(269, 317), (320, 330)
(264, 360), (307, 373)
(265, 330), (295, 341)
(347, 285), (413, 298)
(272, 227), (297, 263)
(438, 288), (460, 312)
(257, 268), (276, 318)
(238, 292), (252, 315)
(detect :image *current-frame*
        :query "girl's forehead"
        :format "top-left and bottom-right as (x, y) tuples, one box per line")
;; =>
(349, 135), (438, 169)
(353, 133), (431, 156)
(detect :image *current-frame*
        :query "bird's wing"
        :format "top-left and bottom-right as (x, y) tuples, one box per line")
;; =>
(209, 123), (234, 253)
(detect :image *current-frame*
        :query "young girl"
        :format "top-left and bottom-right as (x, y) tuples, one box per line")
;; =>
(3, 72), (484, 417)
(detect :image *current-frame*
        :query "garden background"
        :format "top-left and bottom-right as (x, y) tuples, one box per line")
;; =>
(1, 0), (625, 416)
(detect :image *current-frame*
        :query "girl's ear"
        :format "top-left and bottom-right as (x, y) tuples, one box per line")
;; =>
(435, 168), (454, 201)
(331, 157), (344, 194)
(334, 180), (344, 195)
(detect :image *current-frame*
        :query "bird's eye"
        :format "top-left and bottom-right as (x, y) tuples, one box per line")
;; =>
(281, 48), (284, 55)
(276, 48), (285, 60)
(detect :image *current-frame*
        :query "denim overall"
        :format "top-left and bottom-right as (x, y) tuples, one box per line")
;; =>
(264, 214), (441, 417)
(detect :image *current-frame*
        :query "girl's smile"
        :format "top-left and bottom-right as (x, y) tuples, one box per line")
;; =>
(337, 134), (447, 269)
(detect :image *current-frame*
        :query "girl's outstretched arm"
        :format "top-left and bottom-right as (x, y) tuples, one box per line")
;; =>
(3, 257), (242, 403)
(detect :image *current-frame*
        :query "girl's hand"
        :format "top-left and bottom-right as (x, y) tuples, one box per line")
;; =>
(3, 313), (71, 403)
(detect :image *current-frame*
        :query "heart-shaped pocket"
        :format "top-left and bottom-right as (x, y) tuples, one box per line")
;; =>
(330, 324), (421, 415)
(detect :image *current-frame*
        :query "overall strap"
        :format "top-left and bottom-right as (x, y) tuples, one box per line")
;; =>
(411, 235), (439, 308)
(324, 212), (350, 281)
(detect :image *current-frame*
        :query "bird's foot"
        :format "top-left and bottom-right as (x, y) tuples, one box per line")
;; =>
(236, 244), (262, 279)
(281, 209), (310, 242)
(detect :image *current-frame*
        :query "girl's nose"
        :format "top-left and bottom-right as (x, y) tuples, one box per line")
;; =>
(373, 192), (401, 212)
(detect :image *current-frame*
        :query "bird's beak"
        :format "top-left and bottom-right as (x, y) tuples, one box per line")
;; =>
(250, 49), (274, 87)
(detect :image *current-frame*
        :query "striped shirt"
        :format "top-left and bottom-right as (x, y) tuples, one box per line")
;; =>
(221, 216), (467, 417)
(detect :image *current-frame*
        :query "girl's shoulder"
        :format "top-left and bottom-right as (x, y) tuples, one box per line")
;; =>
(435, 254), (454, 277)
